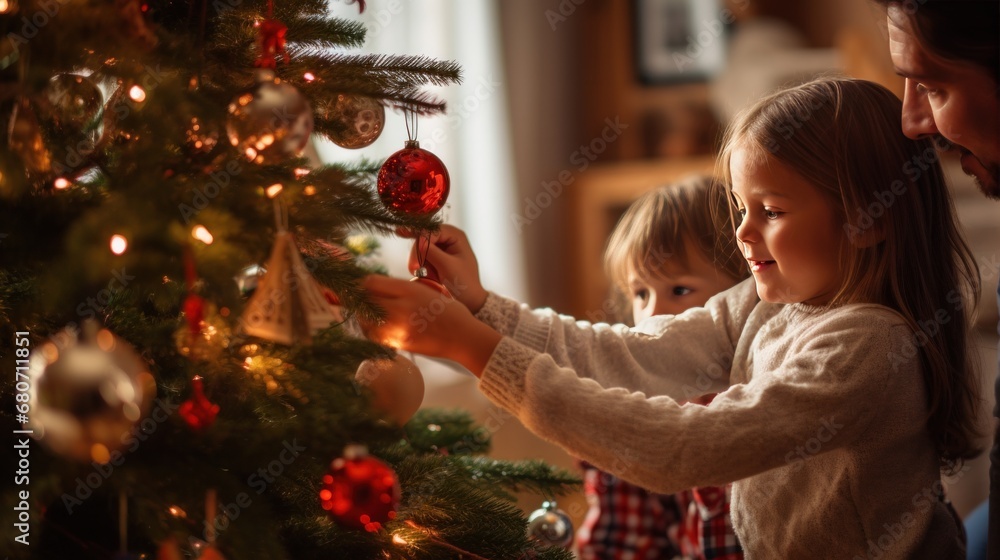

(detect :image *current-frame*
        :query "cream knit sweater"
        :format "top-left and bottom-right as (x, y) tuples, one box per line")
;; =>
(474, 278), (964, 559)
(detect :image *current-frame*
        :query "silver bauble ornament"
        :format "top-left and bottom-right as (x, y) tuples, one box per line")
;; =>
(25, 322), (156, 463)
(526, 500), (573, 548)
(234, 264), (266, 297)
(327, 94), (384, 149)
(226, 69), (313, 165)
(41, 73), (103, 131)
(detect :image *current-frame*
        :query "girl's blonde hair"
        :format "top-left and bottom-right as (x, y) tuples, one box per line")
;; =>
(604, 175), (747, 300)
(717, 77), (982, 468)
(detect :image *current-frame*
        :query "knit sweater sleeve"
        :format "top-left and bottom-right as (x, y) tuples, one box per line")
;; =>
(478, 302), (908, 495)
(475, 278), (759, 398)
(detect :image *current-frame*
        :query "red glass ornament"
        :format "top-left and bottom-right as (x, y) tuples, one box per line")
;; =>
(183, 293), (205, 337)
(255, 19), (288, 69)
(377, 140), (449, 216)
(319, 445), (400, 532)
(179, 376), (220, 431)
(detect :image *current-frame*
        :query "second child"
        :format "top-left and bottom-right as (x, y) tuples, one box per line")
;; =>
(578, 176), (746, 560)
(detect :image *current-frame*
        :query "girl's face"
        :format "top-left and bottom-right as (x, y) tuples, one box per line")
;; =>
(629, 241), (738, 324)
(730, 148), (845, 305)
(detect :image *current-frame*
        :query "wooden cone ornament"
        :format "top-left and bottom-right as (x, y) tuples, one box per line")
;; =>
(241, 231), (340, 345)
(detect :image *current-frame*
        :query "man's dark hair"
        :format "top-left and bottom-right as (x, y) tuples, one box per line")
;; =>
(876, 0), (999, 82)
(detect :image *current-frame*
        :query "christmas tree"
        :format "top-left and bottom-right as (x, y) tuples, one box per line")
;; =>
(0, 0), (579, 558)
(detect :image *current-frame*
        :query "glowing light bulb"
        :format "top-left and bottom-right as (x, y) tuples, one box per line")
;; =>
(192, 225), (214, 245)
(128, 85), (146, 102)
(168, 505), (187, 518)
(303, 72), (316, 82)
(266, 183), (283, 198)
(53, 177), (71, 189)
(91, 444), (111, 464)
(96, 329), (116, 351)
(110, 234), (128, 255)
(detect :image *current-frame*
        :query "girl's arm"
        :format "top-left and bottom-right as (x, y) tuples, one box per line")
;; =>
(477, 278), (759, 399)
(362, 275), (758, 403)
(363, 274), (911, 492)
(476, 307), (912, 494)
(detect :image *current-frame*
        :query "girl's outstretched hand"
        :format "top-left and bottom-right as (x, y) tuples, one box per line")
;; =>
(361, 274), (502, 377)
(402, 225), (489, 313)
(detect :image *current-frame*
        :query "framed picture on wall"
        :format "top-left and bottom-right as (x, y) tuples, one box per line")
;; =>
(633, 0), (729, 84)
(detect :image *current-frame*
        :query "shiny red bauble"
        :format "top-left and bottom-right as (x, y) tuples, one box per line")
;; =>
(376, 140), (449, 216)
(319, 445), (400, 532)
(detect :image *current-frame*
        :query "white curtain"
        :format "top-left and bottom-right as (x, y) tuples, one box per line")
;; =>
(318, 0), (526, 302)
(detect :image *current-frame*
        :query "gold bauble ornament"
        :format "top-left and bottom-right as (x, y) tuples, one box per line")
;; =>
(355, 354), (424, 425)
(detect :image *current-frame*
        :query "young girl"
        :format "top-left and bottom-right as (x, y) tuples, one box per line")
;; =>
(578, 176), (747, 560)
(364, 78), (983, 558)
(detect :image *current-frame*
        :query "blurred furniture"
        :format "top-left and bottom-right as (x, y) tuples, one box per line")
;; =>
(567, 156), (715, 317)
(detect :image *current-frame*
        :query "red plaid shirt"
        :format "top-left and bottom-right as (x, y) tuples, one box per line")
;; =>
(575, 466), (742, 560)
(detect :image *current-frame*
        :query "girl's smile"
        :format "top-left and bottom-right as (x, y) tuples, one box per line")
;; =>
(747, 259), (775, 272)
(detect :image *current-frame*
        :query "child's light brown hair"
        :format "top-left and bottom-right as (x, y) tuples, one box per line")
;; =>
(603, 175), (748, 301)
(716, 77), (982, 468)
